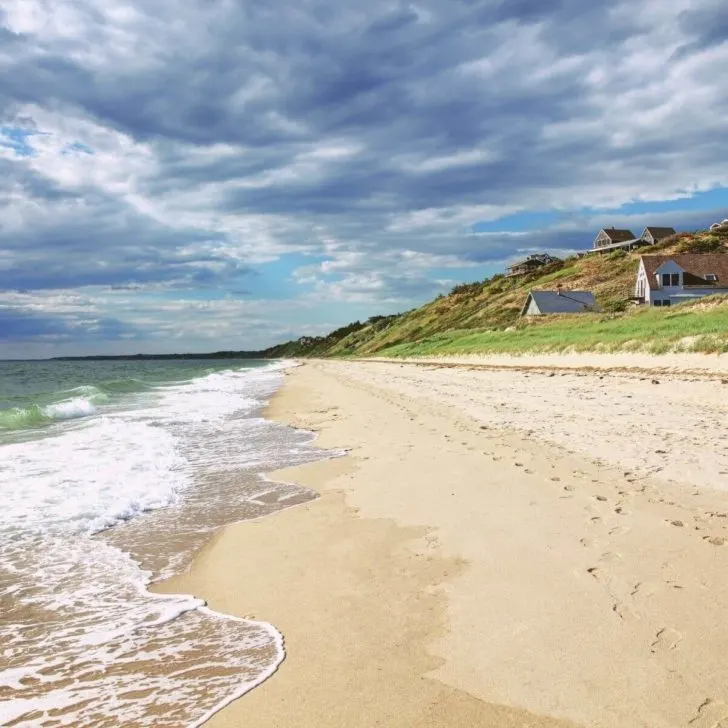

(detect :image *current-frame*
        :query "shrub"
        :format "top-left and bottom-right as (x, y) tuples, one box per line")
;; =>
(608, 249), (628, 260)
(449, 280), (482, 296)
(601, 298), (629, 313)
(677, 236), (727, 254)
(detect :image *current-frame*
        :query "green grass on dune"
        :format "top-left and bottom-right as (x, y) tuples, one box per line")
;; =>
(374, 298), (728, 358)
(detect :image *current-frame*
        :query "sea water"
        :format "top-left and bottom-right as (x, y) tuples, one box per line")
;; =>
(0, 359), (329, 726)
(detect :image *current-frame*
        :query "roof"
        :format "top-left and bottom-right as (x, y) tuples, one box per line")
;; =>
(643, 226), (676, 238)
(598, 228), (635, 243)
(640, 254), (728, 287)
(507, 253), (555, 269)
(586, 237), (644, 253)
(522, 290), (598, 315)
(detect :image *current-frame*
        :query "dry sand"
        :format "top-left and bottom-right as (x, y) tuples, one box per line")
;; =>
(387, 351), (728, 375)
(159, 358), (728, 728)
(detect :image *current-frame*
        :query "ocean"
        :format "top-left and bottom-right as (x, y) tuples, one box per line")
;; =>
(0, 358), (328, 727)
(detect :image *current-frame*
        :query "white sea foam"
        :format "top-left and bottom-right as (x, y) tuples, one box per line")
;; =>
(0, 360), (329, 727)
(42, 396), (100, 421)
(0, 416), (188, 535)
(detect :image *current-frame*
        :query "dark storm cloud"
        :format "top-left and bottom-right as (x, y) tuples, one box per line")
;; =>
(0, 307), (144, 343)
(0, 1), (609, 151)
(0, 193), (253, 290)
(674, 1), (728, 57)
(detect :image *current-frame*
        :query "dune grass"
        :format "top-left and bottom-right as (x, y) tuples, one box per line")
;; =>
(374, 299), (728, 358)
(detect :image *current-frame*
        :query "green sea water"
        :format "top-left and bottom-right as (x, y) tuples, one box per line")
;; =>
(0, 358), (269, 438)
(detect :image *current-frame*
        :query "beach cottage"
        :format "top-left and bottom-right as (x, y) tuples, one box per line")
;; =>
(634, 254), (728, 306)
(640, 226), (676, 245)
(592, 227), (638, 253)
(590, 225), (677, 254)
(521, 290), (599, 316)
(506, 253), (559, 277)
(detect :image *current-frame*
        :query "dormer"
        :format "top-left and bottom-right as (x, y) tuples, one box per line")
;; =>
(653, 259), (685, 289)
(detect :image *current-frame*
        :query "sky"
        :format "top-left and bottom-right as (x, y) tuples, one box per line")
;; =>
(1, 0), (727, 358)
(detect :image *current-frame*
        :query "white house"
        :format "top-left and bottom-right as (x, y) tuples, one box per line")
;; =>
(521, 290), (599, 316)
(634, 254), (728, 306)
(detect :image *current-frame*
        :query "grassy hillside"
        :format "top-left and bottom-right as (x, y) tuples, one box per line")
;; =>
(379, 295), (728, 357)
(266, 228), (728, 358)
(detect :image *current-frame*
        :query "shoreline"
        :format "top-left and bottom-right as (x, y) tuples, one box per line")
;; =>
(156, 363), (576, 727)
(158, 359), (728, 727)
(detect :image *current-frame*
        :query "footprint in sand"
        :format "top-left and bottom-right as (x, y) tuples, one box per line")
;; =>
(599, 551), (622, 564)
(688, 698), (728, 727)
(650, 627), (683, 654)
(612, 601), (639, 621)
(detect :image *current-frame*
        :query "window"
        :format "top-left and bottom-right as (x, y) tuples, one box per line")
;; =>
(662, 273), (670, 286)
(663, 299), (671, 307)
(654, 299), (662, 306)
(706, 274), (718, 282)
(671, 273), (680, 286)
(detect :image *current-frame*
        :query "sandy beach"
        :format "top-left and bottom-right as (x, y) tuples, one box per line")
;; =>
(159, 358), (728, 728)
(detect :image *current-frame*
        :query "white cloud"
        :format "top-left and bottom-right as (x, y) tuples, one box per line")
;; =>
(1, 0), (727, 353)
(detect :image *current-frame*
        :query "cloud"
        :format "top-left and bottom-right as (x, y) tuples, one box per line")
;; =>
(1, 0), (727, 353)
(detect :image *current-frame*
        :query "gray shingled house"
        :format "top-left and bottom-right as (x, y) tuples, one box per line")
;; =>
(593, 227), (637, 251)
(520, 289), (599, 316)
(506, 253), (560, 277)
(641, 226), (676, 244)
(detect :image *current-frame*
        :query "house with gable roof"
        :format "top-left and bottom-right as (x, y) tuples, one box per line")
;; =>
(521, 289), (599, 316)
(590, 225), (678, 254)
(593, 227), (637, 251)
(634, 254), (728, 306)
(506, 253), (560, 277)
(641, 226), (676, 245)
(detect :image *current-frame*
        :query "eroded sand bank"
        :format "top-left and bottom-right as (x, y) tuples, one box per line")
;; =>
(159, 359), (728, 727)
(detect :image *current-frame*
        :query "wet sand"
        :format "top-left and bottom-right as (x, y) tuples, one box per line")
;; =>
(160, 358), (728, 727)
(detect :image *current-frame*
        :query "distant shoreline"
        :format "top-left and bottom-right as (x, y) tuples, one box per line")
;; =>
(48, 352), (269, 361)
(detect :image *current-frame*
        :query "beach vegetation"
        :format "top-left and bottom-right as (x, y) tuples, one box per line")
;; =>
(371, 297), (728, 357)
(263, 227), (728, 359)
